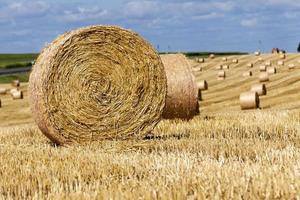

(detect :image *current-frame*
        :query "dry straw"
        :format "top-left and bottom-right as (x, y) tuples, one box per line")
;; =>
(259, 65), (267, 72)
(267, 67), (276, 74)
(218, 70), (226, 80)
(243, 71), (252, 77)
(197, 80), (208, 90)
(278, 60), (284, 66)
(251, 83), (267, 96)
(0, 88), (7, 95)
(29, 25), (167, 145)
(247, 63), (254, 68)
(259, 72), (269, 82)
(288, 64), (295, 70)
(12, 91), (23, 100)
(12, 80), (20, 87)
(240, 91), (259, 110)
(161, 54), (199, 120)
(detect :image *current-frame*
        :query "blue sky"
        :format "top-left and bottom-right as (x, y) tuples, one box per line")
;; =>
(0, 0), (300, 53)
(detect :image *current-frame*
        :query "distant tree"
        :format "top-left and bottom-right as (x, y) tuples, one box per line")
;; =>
(298, 42), (300, 52)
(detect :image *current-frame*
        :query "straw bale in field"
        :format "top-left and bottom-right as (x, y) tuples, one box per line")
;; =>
(197, 80), (208, 90)
(259, 72), (269, 82)
(267, 67), (276, 74)
(251, 83), (267, 96)
(0, 88), (7, 95)
(240, 92), (259, 110)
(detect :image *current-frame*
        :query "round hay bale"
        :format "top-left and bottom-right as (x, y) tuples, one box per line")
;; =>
(215, 65), (223, 70)
(192, 66), (202, 72)
(10, 88), (18, 95)
(218, 70), (226, 80)
(267, 67), (276, 74)
(0, 88), (7, 95)
(161, 54), (199, 120)
(12, 80), (20, 87)
(29, 25), (167, 145)
(265, 61), (271, 66)
(254, 51), (260, 56)
(209, 54), (215, 59)
(243, 71), (252, 77)
(240, 92), (259, 110)
(258, 57), (264, 62)
(259, 72), (269, 82)
(223, 65), (229, 70)
(288, 63), (295, 70)
(197, 80), (208, 90)
(280, 54), (286, 59)
(259, 65), (267, 72)
(222, 57), (227, 61)
(251, 83), (267, 96)
(12, 90), (23, 100)
(197, 58), (205, 63)
(232, 59), (238, 63)
(247, 63), (254, 68)
(277, 60), (284, 66)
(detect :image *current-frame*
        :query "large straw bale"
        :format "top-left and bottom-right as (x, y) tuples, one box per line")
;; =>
(216, 65), (223, 70)
(265, 61), (271, 66)
(209, 54), (215, 59)
(12, 80), (20, 87)
(222, 57), (227, 61)
(29, 25), (167, 145)
(267, 67), (277, 74)
(218, 70), (226, 80)
(278, 60), (284, 66)
(232, 59), (238, 63)
(288, 63), (295, 70)
(0, 88), (7, 95)
(258, 57), (264, 62)
(10, 88), (18, 95)
(259, 72), (269, 82)
(243, 71), (252, 77)
(240, 92), (259, 110)
(223, 65), (229, 70)
(254, 51), (260, 56)
(12, 91), (23, 100)
(160, 54), (199, 119)
(259, 65), (267, 72)
(251, 83), (266, 96)
(247, 63), (254, 68)
(197, 58), (204, 63)
(197, 80), (208, 90)
(280, 54), (286, 59)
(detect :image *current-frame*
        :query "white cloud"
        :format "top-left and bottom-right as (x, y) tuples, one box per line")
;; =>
(240, 18), (257, 27)
(61, 7), (109, 22)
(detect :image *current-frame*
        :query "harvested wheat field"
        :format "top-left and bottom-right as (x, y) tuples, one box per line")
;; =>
(1, 54), (300, 199)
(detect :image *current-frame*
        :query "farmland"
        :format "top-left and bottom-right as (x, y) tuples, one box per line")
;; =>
(1, 54), (300, 199)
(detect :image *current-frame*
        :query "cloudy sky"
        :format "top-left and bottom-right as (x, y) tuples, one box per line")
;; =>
(0, 0), (300, 53)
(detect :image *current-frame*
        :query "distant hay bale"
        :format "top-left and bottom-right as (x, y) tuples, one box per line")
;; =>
(222, 57), (227, 61)
(243, 71), (252, 77)
(160, 54), (199, 120)
(254, 51), (260, 56)
(218, 70), (226, 80)
(280, 54), (286, 59)
(192, 66), (202, 72)
(267, 67), (277, 74)
(277, 60), (284, 66)
(12, 80), (20, 87)
(258, 57), (264, 62)
(216, 65), (223, 70)
(288, 63), (295, 70)
(251, 83), (267, 96)
(12, 91), (23, 100)
(247, 63), (254, 68)
(259, 65), (267, 72)
(29, 25), (167, 145)
(197, 58), (205, 63)
(0, 88), (7, 95)
(223, 65), (229, 69)
(259, 72), (269, 82)
(265, 61), (271, 66)
(10, 88), (18, 95)
(209, 54), (215, 59)
(240, 92), (259, 110)
(197, 80), (208, 90)
(232, 59), (238, 63)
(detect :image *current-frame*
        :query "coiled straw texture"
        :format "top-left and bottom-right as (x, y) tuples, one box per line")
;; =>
(29, 25), (167, 145)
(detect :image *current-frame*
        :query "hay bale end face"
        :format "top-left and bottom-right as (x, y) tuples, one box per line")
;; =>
(12, 80), (20, 87)
(259, 72), (269, 82)
(12, 91), (23, 100)
(267, 67), (276, 74)
(259, 65), (267, 72)
(29, 25), (167, 145)
(161, 54), (199, 120)
(240, 92), (259, 110)
(218, 70), (226, 80)
(197, 80), (208, 90)
(0, 88), (7, 95)
(251, 83), (267, 96)
(197, 58), (205, 63)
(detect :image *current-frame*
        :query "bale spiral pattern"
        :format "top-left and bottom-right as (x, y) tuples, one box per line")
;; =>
(29, 25), (167, 145)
